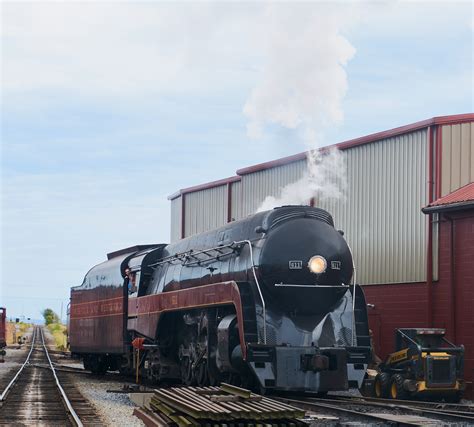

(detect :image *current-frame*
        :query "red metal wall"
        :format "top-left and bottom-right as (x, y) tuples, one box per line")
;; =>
(363, 209), (474, 398)
(364, 283), (427, 358)
(435, 211), (474, 398)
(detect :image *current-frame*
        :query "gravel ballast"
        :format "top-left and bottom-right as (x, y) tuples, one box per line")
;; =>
(72, 377), (144, 427)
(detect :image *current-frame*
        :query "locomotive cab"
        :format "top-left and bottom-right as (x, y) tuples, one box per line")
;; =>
(124, 245), (166, 297)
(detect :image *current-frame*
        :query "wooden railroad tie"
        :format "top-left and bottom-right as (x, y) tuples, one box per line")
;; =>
(133, 384), (306, 427)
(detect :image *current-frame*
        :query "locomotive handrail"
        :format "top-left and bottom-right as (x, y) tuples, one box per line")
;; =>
(347, 244), (357, 347)
(274, 283), (350, 287)
(182, 245), (240, 267)
(233, 239), (267, 345)
(148, 242), (243, 268)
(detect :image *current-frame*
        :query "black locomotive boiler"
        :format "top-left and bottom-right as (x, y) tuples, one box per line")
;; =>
(69, 205), (371, 393)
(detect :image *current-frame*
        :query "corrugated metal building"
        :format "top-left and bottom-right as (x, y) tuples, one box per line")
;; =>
(169, 113), (474, 396)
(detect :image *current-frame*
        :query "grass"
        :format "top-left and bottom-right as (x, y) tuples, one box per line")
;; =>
(18, 322), (31, 333)
(46, 322), (68, 351)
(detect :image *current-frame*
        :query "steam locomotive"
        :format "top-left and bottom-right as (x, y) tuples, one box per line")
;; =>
(69, 205), (371, 393)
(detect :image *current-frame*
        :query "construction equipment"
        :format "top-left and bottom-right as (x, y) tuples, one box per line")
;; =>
(366, 328), (465, 402)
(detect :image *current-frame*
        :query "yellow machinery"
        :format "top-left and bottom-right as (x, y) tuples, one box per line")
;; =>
(362, 328), (464, 402)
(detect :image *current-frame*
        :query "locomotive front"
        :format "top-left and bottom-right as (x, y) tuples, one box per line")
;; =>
(256, 206), (353, 314)
(237, 206), (371, 392)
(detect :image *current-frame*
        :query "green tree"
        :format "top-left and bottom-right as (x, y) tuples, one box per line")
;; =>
(42, 308), (59, 325)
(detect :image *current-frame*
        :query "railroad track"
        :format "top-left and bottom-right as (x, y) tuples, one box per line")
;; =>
(332, 394), (474, 416)
(277, 394), (474, 426)
(0, 326), (100, 426)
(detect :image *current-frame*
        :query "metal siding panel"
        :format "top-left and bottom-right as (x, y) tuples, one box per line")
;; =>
(170, 196), (182, 243)
(460, 123), (472, 187)
(184, 185), (227, 237)
(231, 180), (242, 221)
(441, 126), (452, 197)
(241, 159), (306, 216)
(441, 122), (474, 196)
(450, 124), (461, 192)
(316, 130), (427, 284)
(431, 127), (438, 200)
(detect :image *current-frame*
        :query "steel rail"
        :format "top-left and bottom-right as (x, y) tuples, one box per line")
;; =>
(0, 327), (37, 401)
(275, 396), (423, 426)
(328, 395), (474, 421)
(39, 327), (84, 427)
(333, 394), (474, 412)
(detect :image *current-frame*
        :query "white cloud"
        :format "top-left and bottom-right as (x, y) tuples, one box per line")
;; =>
(2, 2), (262, 96)
(3, 1), (471, 104)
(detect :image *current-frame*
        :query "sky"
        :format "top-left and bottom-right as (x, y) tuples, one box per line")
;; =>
(1, 1), (473, 321)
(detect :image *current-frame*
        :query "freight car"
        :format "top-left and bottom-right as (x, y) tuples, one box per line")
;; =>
(69, 205), (371, 393)
(0, 307), (6, 359)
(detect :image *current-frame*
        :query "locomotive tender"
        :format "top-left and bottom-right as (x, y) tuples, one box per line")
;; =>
(69, 206), (371, 393)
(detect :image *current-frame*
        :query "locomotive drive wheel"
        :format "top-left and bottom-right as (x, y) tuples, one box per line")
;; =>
(195, 329), (210, 386)
(195, 356), (209, 386)
(145, 350), (161, 383)
(180, 351), (195, 386)
(374, 372), (390, 398)
(390, 374), (407, 400)
(178, 310), (217, 387)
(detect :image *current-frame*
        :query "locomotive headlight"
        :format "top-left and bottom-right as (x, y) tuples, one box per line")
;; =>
(308, 255), (327, 274)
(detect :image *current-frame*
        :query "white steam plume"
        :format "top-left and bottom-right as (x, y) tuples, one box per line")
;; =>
(243, 4), (356, 139)
(246, 4), (355, 212)
(257, 148), (347, 212)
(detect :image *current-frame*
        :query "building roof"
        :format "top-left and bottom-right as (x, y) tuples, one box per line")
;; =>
(422, 182), (474, 214)
(169, 113), (474, 199)
(236, 113), (474, 176)
(168, 176), (241, 200)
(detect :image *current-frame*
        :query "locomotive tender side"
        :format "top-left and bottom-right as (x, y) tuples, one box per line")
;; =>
(69, 244), (161, 373)
(69, 206), (371, 391)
